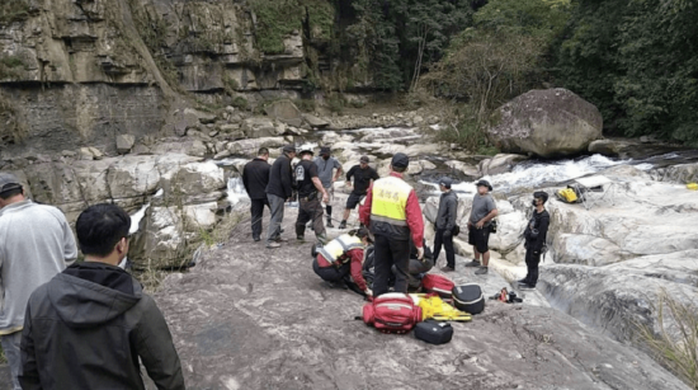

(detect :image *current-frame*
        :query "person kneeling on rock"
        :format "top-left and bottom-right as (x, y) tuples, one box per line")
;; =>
(518, 191), (550, 289)
(313, 227), (373, 296)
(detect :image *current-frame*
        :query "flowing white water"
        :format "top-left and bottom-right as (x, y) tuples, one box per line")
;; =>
(227, 176), (249, 205)
(424, 154), (654, 195)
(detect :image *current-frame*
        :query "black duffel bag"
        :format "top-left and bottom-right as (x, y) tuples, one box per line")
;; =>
(414, 320), (454, 345)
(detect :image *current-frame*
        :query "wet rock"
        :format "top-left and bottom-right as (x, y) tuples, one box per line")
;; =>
(303, 114), (330, 129)
(184, 108), (217, 125)
(152, 213), (690, 390)
(226, 137), (286, 156)
(241, 118), (281, 138)
(78, 146), (104, 160)
(116, 134), (136, 154)
(264, 100), (303, 127)
(478, 154), (528, 176)
(487, 88), (603, 158)
(445, 160), (479, 178)
(175, 110), (200, 137)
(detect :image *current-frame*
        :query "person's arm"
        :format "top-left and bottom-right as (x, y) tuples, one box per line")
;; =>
(476, 197), (499, 228)
(534, 214), (550, 251)
(333, 160), (343, 182)
(280, 158), (293, 199)
(405, 190), (424, 248)
(358, 183), (374, 227)
(345, 166), (356, 187)
(348, 249), (368, 292)
(445, 197), (457, 232)
(135, 298), (186, 390)
(19, 304), (41, 390)
(61, 214), (78, 264)
(242, 164), (251, 194)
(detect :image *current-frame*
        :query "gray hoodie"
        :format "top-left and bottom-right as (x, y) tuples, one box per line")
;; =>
(19, 262), (185, 389)
(435, 190), (458, 231)
(0, 200), (77, 334)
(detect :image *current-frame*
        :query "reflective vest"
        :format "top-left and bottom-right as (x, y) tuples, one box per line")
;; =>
(370, 176), (413, 227)
(318, 234), (364, 265)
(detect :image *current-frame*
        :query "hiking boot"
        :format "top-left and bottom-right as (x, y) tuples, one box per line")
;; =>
(518, 282), (536, 289)
(338, 220), (347, 229)
(272, 237), (289, 243)
(326, 219), (334, 228)
(253, 236), (261, 242)
(465, 260), (481, 267)
(440, 266), (455, 273)
(296, 235), (305, 242)
(517, 278), (529, 284)
(266, 242), (281, 249)
(475, 266), (489, 275)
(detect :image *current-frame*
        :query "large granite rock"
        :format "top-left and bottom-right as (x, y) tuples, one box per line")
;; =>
(487, 88), (603, 158)
(263, 100), (303, 127)
(152, 212), (690, 389)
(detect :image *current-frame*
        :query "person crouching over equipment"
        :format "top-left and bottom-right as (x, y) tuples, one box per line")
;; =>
(313, 227), (373, 297)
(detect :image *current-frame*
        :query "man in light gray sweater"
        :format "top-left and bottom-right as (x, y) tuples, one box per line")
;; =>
(0, 173), (77, 390)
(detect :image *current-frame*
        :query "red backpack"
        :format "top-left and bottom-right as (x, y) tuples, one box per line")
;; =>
(362, 293), (422, 333)
(421, 274), (455, 298)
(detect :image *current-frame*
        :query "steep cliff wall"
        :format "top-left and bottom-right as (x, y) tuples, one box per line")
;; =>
(0, 0), (333, 155)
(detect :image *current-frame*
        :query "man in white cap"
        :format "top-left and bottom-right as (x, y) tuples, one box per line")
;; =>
(0, 172), (77, 390)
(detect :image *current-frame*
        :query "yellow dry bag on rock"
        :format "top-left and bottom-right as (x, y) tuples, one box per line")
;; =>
(557, 188), (578, 203)
(413, 294), (472, 322)
(687, 183), (698, 191)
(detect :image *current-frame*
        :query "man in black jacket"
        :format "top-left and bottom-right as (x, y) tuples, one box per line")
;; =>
(434, 176), (459, 272)
(265, 144), (296, 249)
(338, 156), (379, 229)
(243, 147), (271, 241)
(295, 147), (329, 243)
(19, 203), (185, 390)
(518, 191), (550, 289)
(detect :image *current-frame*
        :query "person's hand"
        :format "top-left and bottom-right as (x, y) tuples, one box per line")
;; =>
(417, 246), (425, 260)
(476, 220), (485, 229)
(345, 181), (352, 188)
(467, 221), (472, 229)
(322, 192), (329, 203)
(364, 288), (373, 297)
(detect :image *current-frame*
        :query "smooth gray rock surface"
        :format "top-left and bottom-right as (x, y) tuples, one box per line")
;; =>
(487, 88), (603, 158)
(153, 210), (689, 389)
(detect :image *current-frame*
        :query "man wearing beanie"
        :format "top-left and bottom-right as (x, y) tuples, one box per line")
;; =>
(360, 153), (424, 296)
(434, 176), (458, 272)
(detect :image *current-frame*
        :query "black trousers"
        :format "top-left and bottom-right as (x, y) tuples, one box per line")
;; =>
(373, 234), (410, 296)
(524, 248), (542, 286)
(434, 229), (455, 268)
(250, 198), (269, 240)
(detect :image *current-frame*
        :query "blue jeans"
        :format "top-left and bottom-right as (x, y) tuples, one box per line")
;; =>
(1, 330), (22, 390)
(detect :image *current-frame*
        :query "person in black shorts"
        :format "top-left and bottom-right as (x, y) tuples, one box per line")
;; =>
(338, 155), (379, 229)
(465, 180), (498, 275)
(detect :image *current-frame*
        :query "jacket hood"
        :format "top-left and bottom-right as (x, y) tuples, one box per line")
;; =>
(48, 265), (143, 328)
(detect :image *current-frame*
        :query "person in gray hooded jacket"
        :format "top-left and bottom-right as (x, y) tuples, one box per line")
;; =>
(433, 177), (459, 271)
(19, 203), (184, 390)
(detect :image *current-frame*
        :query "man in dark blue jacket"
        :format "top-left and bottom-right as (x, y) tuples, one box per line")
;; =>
(19, 204), (184, 390)
(518, 191), (550, 288)
(434, 176), (459, 272)
(243, 147), (271, 241)
(265, 145), (296, 249)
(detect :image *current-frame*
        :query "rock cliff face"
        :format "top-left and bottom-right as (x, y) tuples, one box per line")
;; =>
(0, 0), (315, 155)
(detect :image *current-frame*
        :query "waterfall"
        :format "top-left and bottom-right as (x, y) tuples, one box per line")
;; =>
(227, 176), (249, 205)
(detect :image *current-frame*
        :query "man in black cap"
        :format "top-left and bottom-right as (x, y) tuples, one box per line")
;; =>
(314, 146), (343, 228)
(295, 147), (329, 243)
(265, 145), (296, 249)
(519, 191), (550, 289)
(359, 153), (425, 296)
(339, 155), (379, 229)
(465, 179), (498, 275)
(0, 173), (77, 390)
(243, 147), (271, 241)
(434, 176), (459, 272)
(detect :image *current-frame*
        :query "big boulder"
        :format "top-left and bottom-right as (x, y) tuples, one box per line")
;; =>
(263, 100), (303, 127)
(241, 118), (281, 138)
(487, 88), (603, 158)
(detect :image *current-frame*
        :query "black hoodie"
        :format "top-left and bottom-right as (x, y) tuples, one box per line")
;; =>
(19, 262), (185, 390)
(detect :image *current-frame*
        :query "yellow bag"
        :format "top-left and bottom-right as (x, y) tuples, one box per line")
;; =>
(414, 294), (472, 322)
(557, 188), (578, 203)
(687, 183), (698, 191)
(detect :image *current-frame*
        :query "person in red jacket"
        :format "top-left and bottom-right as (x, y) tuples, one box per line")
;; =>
(313, 228), (373, 296)
(359, 153), (424, 296)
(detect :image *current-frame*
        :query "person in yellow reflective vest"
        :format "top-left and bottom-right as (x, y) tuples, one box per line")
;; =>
(359, 153), (425, 297)
(313, 227), (372, 296)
